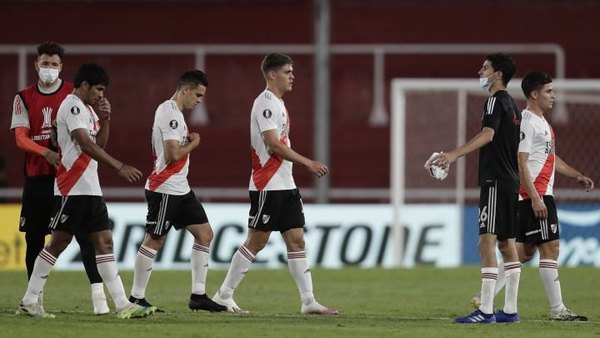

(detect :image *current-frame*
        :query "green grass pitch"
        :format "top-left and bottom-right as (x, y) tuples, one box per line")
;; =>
(0, 267), (597, 338)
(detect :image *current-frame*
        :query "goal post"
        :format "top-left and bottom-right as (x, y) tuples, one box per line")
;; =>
(390, 78), (600, 267)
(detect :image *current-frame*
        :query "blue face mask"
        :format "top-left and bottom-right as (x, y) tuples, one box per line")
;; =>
(479, 72), (499, 92)
(479, 75), (492, 92)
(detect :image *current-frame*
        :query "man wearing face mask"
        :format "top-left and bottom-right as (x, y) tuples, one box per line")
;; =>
(10, 42), (109, 316)
(432, 53), (522, 324)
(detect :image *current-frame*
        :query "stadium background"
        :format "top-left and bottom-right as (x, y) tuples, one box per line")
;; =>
(1, 0), (599, 270)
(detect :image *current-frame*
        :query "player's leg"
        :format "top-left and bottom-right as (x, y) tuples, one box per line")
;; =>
(18, 229), (72, 317)
(280, 189), (337, 315)
(24, 230), (46, 279)
(73, 224), (108, 315)
(186, 221), (226, 312)
(172, 191), (224, 311)
(494, 191), (520, 323)
(539, 240), (587, 321)
(18, 195), (73, 317)
(479, 233), (500, 313)
(496, 237), (520, 322)
(281, 228), (338, 315)
(481, 197), (541, 310)
(129, 190), (173, 311)
(129, 232), (163, 311)
(457, 185), (500, 324)
(474, 242), (535, 308)
(213, 190), (274, 313)
(213, 228), (268, 313)
(20, 176), (53, 280)
(89, 197), (151, 318)
(537, 197), (587, 321)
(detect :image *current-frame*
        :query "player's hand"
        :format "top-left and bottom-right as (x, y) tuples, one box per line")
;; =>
(532, 196), (548, 219)
(308, 160), (329, 178)
(576, 175), (595, 192)
(188, 132), (201, 148)
(95, 97), (111, 121)
(431, 152), (454, 169)
(43, 149), (61, 169)
(117, 164), (143, 183)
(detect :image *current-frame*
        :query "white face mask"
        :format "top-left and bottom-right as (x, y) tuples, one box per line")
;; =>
(38, 67), (60, 84)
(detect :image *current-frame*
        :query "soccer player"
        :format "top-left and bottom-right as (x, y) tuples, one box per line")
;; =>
(433, 53), (522, 323)
(212, 53), (338, 315)
(128, 70), (226, 313)
(471, 71), (593, 321)
(10, 42), (108, 315)
(17, 62), (153, 319)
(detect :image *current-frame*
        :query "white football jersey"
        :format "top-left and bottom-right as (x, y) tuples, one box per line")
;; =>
(249, 89), (296, 191)
(54, 94), (102, 196)
(145, 100), (191, 195)
(518, 109), (555, 199)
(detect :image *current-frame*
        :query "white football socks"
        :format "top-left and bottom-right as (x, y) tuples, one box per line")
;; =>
(287, 251), (315, 305)
(191, 243), (210, 295)
(131, 245), (157, 299)
(218, 245), (254, 299)
(22, 249), (56, 305)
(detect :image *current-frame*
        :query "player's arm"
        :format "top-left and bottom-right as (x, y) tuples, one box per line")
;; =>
(433, 127), (494, 167)
(555, 155), (594, 191)
(262, 129), (328, 177)
(95, 98), (111, 148)
(11, 94), (60, 168)
(518, 151), (547, 219)
(163, 133), (200, 164)
(71, 128), (142, 183)
(14, 127), (60, 168)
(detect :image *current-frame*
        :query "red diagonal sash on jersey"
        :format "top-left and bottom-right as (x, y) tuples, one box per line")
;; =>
(532, 152), (555, 195)
(147, 156), (188, 191)
(519, 128), (556, 199)
(56, 153), (93, 195)
(519, 153), (555, 199)
(251, 148), (283, 191)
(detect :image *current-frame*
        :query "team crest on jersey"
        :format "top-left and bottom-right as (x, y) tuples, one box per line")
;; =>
(169, 120), (178, 129)
(70, 106), (80, 115)
(41, 107), (53, 128)
(520, 132), (525, 141)
(60, 214), (69, 223)
(19, 217), (26, 228)
(263, 109), (272, 118)
(262, 214), (271, 224)
(550, 223), (558, 233)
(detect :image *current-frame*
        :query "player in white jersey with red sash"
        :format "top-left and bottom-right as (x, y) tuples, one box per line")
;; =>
(129, 70), (226, 313)
(18, 63), (153, 319)
(10, 42), (107, 316)
(213, 53), (338, 315)
(472, 71), (594, 321)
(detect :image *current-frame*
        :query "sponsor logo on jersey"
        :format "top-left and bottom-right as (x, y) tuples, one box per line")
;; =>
(169, 120), (178, 129)
(70, 106), (80, 115)
(263, 109), (272, 118)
